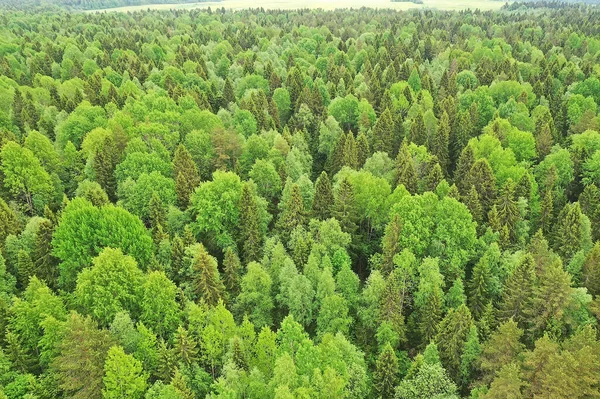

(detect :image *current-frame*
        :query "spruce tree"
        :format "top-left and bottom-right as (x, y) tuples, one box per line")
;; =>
(395, 141), (417, 194)
(0, 197), (19, 249)
(32, 219), (58, 290)
(312, 171), (334, 220)
(276, 184), (306, 243)
(222, 78), (235, 106)
(93, 136), (119, 202)
(173, 326), (198, 367)
(239, 183), (263, 263)
(425, 162), (444, 192)
(582, 242), (600, 297)
(435, 304), (473, 381)
(464, 185), (483, 229)
(173, 144), (201, 209)
(356, 131), (370, 168)
(191, 244), (225, 306)
(371, 108), (394, 155)
(468, 254), (492, 321)
(332, 177), (358, 235)
(451, 110), (472, 169)
(17, 250), (34, 290)
(343, 132), (358, 169)
(553, 202), (585, 261)
(223, 246), (242, 299)
(453, 145), (474, 194)
(373, 343), (399, 399)
(498, 254), (535, 328)
(409, 111), (427, 146)
(381, 214), (402, 275)
(495, 180), (519, 245)
(433, 111), (451, 175)
(467, 158), (496, 213)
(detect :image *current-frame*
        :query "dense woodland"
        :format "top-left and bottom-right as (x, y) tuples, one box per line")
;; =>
(1, 3), (600, 399)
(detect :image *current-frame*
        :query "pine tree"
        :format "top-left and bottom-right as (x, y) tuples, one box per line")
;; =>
(93, 136), (119, 202)
(373, 343), (399, 399)
(582, 242), (600, 297)
(191, 244), (225, 306)
(343, 132), (358, 169)
(276, 184), (306, 243)
(173, 144), (201, 209)
(154, 339), (176, 382)
(464, 185), (483, 229)
(171, 368), (195, 399)
(425, 162), (444, 192)
(312, 171), (334, 220)
(371, 108), (394, 155)
(536, 122), (553, 161)
(409, 111), (427, 146)
(451, 110), (472, 169)
(239, 183), (263, 263)
(329, 132), (346, 176)
(498, 254), (535, 328)
(173, 326), (198, 367)
(395, 141), (417, 194)
(435, 304), (473, 381)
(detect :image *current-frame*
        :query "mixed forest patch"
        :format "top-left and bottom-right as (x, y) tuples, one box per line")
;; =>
(0, 3), (600, 399)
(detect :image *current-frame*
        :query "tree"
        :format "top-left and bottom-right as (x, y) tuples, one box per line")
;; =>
(312, 171), (333, 220)
(371, 108), (394, 155)
(53, 312), (115, 399)
(553, 202), (587, 261)
(239, 183), (263, 263)
(332, 177), (358, 235)
(395, 362), (459, 399)
(395, 141), (417, 194)
(409, 112), (427, 146)
(479, 319), (524, 384)
(102, 345), (147, 399)
(1, 141), (53, 213)
(483, 363), (526, 399)
(173, 326), (198, 367)
(498, 255), (535, 328)
(468, 250), (492, 320)
(235, 261), (273, 328)
(317, 294), (351, 337)
(435, 304), (473, 381)
(373, 343), (398, 399)
(467, 158), (496, 213)
(433, 111), (451, 174)
(140, 271), (180, 338)
(93, 136), (119, 202)
(32, 218), (58, 289)
(191, 244), (225, 306)
(222, 247), (242, 300)
(173, 144), (201, 209)
(0, 197), (18, 249)
(74, 247), (144, 326)
(276, 184), (306, 242)
(582, 242), (600, 296)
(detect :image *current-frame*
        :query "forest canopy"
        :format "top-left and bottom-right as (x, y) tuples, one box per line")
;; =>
(0, 2), (600, 399)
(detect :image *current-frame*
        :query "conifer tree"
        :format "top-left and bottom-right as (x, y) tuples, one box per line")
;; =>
(479, 319), (524, 384)
(425, 162), (444, 192)
(174, 326), (198, 367)
(0, 197), (18, 248)
(579, 184), (600, 241)
(191, 244), (225, 306)
(373, 343), (399, 399)
(495, 180), (519, 245)
(467, 158), (496, 213)
(464, 185), (483, 229)
(356, 131), (370, 168)
(173, 144), (201, 209)
(32, 218), (58, 289)
(276, 184), (306, 243)
(239, 183), (263, 263)
(435, 304), (473, 381)
(155, 340), (176, 382)
(553, 202), (585, 261)
(582, 242), (600, 297)
(454, 145), (474, 193)
(395, 141), (417, 194)
(343, 132), (358, 169)
(381, 214), (402, 275)
(431, 113), (451, 173)
(17, 249), (34, 290)
(93, 136), (119, 202)
(332, 177), (358, 235)
(371, 108), (394, 155)
(498, 254), (535, 328)
(223, 246), (242, 300)
(170, 234), (185, 285)
(312, 171), (334, 220)
(468, 253), (492, 321)
(409, 111), (427, 147)
(222, 78), (235, 106)
(451, 110), (472, 169)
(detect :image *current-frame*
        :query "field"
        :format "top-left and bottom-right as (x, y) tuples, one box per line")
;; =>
(88, 0), (506, 12)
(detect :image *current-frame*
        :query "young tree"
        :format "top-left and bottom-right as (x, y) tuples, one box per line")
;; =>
(498, 255), (536, 328)
(373, 343), (398, 399)
(173, 144), (201, 209)
(312, 171), (334, 220)
(191, 244), (225, 306)
(239, 183), (263, 263)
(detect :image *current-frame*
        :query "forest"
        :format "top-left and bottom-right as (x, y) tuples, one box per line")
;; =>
(0, 2), (600, 398)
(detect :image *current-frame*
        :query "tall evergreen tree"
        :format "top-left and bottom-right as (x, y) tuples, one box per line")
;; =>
(312, 171), (334, 220)
(356, 131), (370, 168)
(191, 244), (225, 306)
(409, 111), (427, 146)
(276, 184), (306, 243)
(468, 253), (492, 321)
(432, 110), (450, 175)
(435, 304), (473, 381)
(343, 132), (358, 169)
(553, 202), (586, 261)
(498, 254), (535, 328)
(371, 108), (394, 155)
(582, 242), (600, 297)
(332, 177), (358, 235)
(93, 136), (119, 202)
(32, 218), (58, 289)
(223, 246), (242, 299)
(373, 343), (399, 399)
(467, 158), (496, 213)
(395, 141), (417, 193)
(173, 144), (201, 209)
(454, 145), (474, 193)
(173, 326), (198, 367)
(239, 183), (263, 263)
